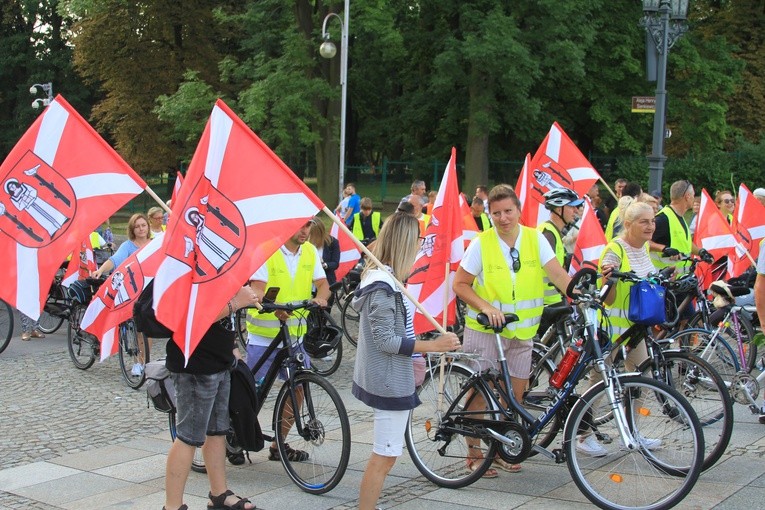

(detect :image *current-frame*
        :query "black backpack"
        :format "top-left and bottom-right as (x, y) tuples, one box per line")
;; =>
(133, 279), (173, 338)
(228, 359), (264, 452)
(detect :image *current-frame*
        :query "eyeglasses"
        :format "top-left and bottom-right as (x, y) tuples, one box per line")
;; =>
(509, 247), (521, 272)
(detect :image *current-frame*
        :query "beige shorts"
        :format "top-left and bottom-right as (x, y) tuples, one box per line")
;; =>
(462, 327), (533, 378)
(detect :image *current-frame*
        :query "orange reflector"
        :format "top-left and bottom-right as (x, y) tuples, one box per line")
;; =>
(424, 419), (432, 433)
(610, 473), (623, 483)
(638, 407), (650, 416)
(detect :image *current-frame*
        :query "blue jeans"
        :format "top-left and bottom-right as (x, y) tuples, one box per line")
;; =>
(171, 370), (230, 447)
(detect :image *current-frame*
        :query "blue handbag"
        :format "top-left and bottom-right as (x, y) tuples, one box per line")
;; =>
(628, 280), (666, 326)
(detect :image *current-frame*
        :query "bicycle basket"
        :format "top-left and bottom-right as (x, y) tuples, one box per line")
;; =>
(67, 279), (93, 304)
(303, 324), (341, 358)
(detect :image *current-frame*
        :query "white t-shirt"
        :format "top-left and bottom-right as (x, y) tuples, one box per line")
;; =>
(248, 244), (327, 347)
(335, 196), (351, 221)
(757, 243), (765, 275)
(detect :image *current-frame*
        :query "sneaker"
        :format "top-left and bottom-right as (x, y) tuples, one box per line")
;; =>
(576, 434), (607, 457)
(621, 434), (662, 451)
(758, 405), (765, 424)
(130, 363), (144, 376)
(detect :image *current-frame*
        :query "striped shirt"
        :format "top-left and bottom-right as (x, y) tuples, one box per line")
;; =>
(602, 238), (655, 278)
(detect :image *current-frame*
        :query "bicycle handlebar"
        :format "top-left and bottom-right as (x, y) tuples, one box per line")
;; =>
(256, 300), (323, 314)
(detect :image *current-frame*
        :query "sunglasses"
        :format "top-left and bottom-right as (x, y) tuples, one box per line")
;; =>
(721, 198), (734, 204)
(680, 180), (692, 198)
(509, 247), (521, 272)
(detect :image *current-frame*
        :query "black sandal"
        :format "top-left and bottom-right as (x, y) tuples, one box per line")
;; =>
(162, 506), (188, 510)
(207, 490), (256, 510)
(268, 443), (309, 462)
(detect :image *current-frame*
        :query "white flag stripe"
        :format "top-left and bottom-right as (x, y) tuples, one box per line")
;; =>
(545, 125), (561, 162)
(701, 234), (737, 251)
(581, 245), (605, 262)
(153, 257), (192, 312)
(463, 230), (477, 242)
(568, 167), (600, 181)
(205, 106), (234, 188)
(81, 297), (107, 330)
(184, 283), (201, 365)
(34, 100), (68, 165)
(413, 278), (456, 316)
(69, 173), (144, 199)
(236, 193), (319, 225)
(450, 238), (463, 263)
(16, 244), (40, 320)
(339, 249), (359, 264)
(100, 327), (116, 361)
(136, 235), (164, 263)
(748, 225), (765, 239)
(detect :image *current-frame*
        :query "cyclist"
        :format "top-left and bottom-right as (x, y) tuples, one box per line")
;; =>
(539, 188), (583, 304)
(454, 184), (572, 475)
(352, 212), (460, 510)
(246, 220), (330, 462)
(349, 197), (383, 242)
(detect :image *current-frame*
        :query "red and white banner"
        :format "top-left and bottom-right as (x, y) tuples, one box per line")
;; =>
(459, 192), (480, 249)
(518, 122), (600, 227)
(81, 235), (164, 360)
(171, 171), (184, 205)
(407, 148), (464, 334)
(61, 236), (97, 288)
(694, 189), (737, 286)
(153, 99), (324, 362)
(729, 183), (765, 277)
(0, 95), (145, 319)
(568, 197), (607, 275)
(330, 222), (361, 281)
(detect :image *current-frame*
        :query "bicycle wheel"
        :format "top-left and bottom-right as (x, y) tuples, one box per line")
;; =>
(523, 345), (561, 454)
(273, 371), (350, 494)
(235, 308), (248, 359)
(0, 299), (13, 354)
(38, 284), (66, 334)
(671, 328), (740, 386)
(67, 304), (97, 370)
(655, 350), (733, 471)
(406, 369), (499, 488)
(191, 448), (207, 473)
(308, 340), (342, 376)
(118, 320), (149, 389)
(340, 293), (359, 347)
(564, 375), (704, 510)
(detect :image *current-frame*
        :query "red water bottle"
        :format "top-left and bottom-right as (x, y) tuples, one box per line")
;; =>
(549, 339), (584, 389)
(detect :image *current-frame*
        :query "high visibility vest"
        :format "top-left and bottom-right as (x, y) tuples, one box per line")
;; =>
(538, 222), (564, 305)
(464, 227), (545, 340)
(605, 208), (620, 242)
(89, 232), (103, 249)
(246, 245), (317, 339)
(418, 214), (430, 237)
(475, 213), (491, 231)
(651, 206), (692, 273)
(599, 240), (649, 341)
(352, 211), (381, 240)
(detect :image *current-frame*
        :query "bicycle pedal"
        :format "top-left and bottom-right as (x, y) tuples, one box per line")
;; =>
(594, 432), (612, 444)
(552, 448), (566, 464)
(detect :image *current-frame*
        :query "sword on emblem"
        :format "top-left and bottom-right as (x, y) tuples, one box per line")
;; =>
(23, 165), (71, 207)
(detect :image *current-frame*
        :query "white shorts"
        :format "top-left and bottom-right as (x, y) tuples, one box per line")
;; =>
(372, 408), (410, 457)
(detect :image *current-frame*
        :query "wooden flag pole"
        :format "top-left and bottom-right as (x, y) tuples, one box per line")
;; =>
(599, 177), (618, 202)
(144, 185), (172, 214)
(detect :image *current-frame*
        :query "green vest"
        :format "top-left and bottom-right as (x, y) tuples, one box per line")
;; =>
(475, 213), (491, 231)
(89, 232), (102, 249)
(605, 208), (620, 242)
(352, 211), (381, 240)
(651, 206), (692, 273)
(465, 227), (545, 340)
(246, 244), (317, 339)
(599, 240), (649, 341)
(538, 222), (564, 305)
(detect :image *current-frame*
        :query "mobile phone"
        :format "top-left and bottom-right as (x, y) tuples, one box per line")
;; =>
(263, 286), (280, 304)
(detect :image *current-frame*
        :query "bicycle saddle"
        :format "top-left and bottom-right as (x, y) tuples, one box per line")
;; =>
(476, 312), (519, 333)
(540, 303), (573, 323)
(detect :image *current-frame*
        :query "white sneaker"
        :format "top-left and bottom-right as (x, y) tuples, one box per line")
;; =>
(621, 434), (662, 451)
(131, 363), (144, 376)
(576, 434), (607, 457)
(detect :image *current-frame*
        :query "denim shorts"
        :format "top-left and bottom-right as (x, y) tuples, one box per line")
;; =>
(171, 370), (230, 447)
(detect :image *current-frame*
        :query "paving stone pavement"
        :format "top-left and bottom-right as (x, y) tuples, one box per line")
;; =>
(2, 307), (765, 509)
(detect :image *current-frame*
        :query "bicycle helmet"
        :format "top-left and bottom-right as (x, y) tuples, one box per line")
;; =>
(67, 279), (93, 304)
(669, 274), (699, 295)
(543, 188), (584, 210)
(303, 324), (341, 358)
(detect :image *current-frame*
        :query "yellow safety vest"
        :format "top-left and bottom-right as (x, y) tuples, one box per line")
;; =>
(475, 213), (491, 231)
(352, 211), (381, 240)
(651, 206), (692, 273)
(605, 208), (620, 242)
(246, 244), (317, 339)
(465, 227), (545, 340)
(89, 232), (103, 249)
(538, 222), (564, 305)
(418, 214), (430, 237)
(599, 240), (649, 341)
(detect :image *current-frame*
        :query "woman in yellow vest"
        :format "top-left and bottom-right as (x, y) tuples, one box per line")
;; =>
(453, 184), (572, 476)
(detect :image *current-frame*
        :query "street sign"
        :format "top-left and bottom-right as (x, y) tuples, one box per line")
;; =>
(632, 96), (656, 113)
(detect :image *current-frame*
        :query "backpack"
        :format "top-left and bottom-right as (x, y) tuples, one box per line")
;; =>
(145, 359), (176, 413)
(133, 279), (173, 338)
(228, 359), (264, 452)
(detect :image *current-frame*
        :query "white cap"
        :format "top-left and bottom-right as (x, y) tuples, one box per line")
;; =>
(753, 188), (765, 198)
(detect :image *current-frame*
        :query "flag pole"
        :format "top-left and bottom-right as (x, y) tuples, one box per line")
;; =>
(323, 206), (448, 335)
(438, 262), (450, 413)
(599, 177), (618, 202)
(144, 185), (172, 214)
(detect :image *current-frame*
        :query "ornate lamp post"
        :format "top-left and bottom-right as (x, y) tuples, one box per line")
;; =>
(30, 82), (54, 109)
(319, 0), (349, 203)
(642, 0), (689, 194)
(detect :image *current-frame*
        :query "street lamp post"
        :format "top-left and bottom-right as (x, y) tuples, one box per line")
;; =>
(30, 82), (54, 109)
(319, 0), (349, 203)
(642, 0), (689, 195)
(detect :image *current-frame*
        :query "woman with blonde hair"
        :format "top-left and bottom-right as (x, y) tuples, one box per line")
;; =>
(147, 206), (166, 235)
(714, 189), (735, 224)
(353, 212), (460, 510)
(308, 218), (340, 285)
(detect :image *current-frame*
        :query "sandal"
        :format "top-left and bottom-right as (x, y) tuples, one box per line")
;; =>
(268, 443), (309, 462)
(31, 330), (45, 338)
(493, 457), (522, 473)
(466, 458), (498, 478)
(162, 506), (188, 510)
(208, 490), (257, 510)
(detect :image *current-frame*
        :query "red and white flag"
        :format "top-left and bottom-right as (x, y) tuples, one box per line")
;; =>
(406, 148), (464, 334)
(81, 235), (164, 360)
(694, 189), (737, 287)
(459, 192), (480, 249)
(153, 100), (324, 362)
(171, 171), (184, 205)
(729, 183), (765, 277)
(330, 222), (361, 281)
(569, 197), (607, 275)
(519, 122), (600, 227)
(61, 236), (97, 288)
(0, 95), (145, 319)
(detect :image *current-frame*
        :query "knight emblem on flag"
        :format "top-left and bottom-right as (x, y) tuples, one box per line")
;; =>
(0, 151), (75, 247)
(104, 262), (144, 310)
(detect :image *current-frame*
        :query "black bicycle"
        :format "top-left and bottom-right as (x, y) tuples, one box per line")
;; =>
(0, 299), (13, 354)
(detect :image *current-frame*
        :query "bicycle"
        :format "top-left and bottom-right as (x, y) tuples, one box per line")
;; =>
(64, 277), (106, 370)
(406, 268), (704, 510)
(118, 319), (150, 389)
(0, 299), (13, 354)
(303, 306), (343, 376)
(37, 266), (69, 334)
